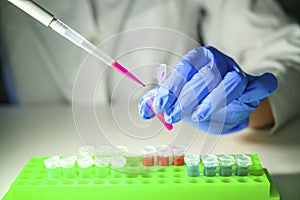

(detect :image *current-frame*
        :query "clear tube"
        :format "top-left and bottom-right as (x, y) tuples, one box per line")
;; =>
(110, 156), (127, 178)
(141, 145), (156, 166)
(77, 155), (94, 178)
(44, 156), (61, 179)
(235, 154), (252, 176)
(151, 64), (173, 131)
(156, 145), (171, 166)
(60, 156), (77, 179)
(201, 154), (219, 177)
(78, 146), (95, 157)
(218, 154), (235, 177)
(171, 145), (185, 166)
(184, 154), (200, 177)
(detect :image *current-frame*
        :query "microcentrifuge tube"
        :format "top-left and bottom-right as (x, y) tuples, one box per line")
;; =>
(94, 158), (109, 178)
(235, 154), (253, 176)
(94, 145), (112, 164)
(44, 156), (61, 179)
(60, 156), (77, 179)
(156, 145), (171, 166)
(78, 146), (95, 157)
(110, 156), (127, 178)
(201, 154), (219, 177)
(77, 155), (94, 178)
(218, 154), (235, 177)
(184, 154), (200, 177)
(141, 145), (156, 166)
(153, 64), (167, 83)
(112, 145), (128, 157)
(171, 145), (186, 166)
(151, 64), (173, 131)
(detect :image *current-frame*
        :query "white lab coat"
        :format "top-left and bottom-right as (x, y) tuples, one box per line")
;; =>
(1, 0), (300, 132)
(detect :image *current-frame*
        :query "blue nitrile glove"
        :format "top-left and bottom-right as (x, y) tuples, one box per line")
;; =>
(138, 46), (278, 134)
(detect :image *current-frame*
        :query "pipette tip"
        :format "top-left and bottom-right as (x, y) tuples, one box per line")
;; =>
(111, 61), (145, 87)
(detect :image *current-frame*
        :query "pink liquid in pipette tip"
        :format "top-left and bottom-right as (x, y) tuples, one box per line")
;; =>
(150, 104), (173, 131)
(111, 61), (145, 87)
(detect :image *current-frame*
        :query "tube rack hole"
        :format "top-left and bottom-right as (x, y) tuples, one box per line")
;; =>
(157, 179), (167, 184)
(62, 180), (74, 185)
(45, 180), (58, 185)
(109, 179), (121, 184)
(93, 180), (105, 185)
(221, 178), (231, 183)
(204, 178), (215, 183)
(77, 180), (90, 185)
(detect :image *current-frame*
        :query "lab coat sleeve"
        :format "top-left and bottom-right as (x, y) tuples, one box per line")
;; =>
(200, 0), (300, 132)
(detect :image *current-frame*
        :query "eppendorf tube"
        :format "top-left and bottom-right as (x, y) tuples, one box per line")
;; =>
(78, 146), (95, 157)
(184, 154), (200, 177)
(156, 145), (171, 166)
(77, 155), (94, 178)
(94, 145), (111, 164)
(151, 64), (173, 131)
(171, 145), (185, 166)
(60, 156), (77, 179)
(112, 146), (128, 157)
(94, 158), (109, 178)
(44, 156), (61, 179)
(235, 154), (253, 176)
(110, 156), (127, 178)
(94, 146), (111, 178)
(141, 145), (156, 166)
(218, 154), (235, 177)
(201, 154), (219, 177)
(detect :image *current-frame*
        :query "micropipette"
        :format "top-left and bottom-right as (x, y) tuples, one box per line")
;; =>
(7, 0), (145, 87)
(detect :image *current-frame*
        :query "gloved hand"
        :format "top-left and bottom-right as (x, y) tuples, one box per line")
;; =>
(138, 46), (278, 134)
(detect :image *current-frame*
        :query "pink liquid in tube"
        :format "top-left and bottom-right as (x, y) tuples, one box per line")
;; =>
(150, 103), (173, 131)
(111, 61), (145, 87)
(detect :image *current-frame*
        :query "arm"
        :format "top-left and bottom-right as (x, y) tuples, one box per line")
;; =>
(249, 98), (274, 129)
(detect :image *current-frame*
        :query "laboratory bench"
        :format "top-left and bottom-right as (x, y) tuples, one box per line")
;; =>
(0, 104), (299, 199)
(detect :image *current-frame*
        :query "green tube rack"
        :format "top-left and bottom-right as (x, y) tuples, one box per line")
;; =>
(3, 154), (279, 200)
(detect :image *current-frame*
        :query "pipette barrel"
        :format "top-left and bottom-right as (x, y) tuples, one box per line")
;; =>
(7, 0), (146, 88)
(49, 19), (146, 87)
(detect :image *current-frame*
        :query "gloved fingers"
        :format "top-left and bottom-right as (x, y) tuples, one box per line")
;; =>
(164, 63), (223, 123)
(239, 73), (278, 103)
(153, 47), (214, 114)
(138, 88), (157, 120)
(204, 46), (242, 76)
(184, 116), (225, 134)
(184, 111), (249, 134)
(190, 71), (247, 122)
